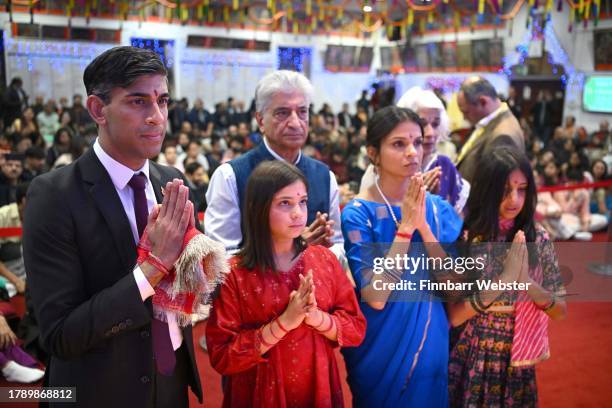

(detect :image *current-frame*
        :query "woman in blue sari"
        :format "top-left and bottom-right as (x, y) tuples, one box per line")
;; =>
(341, 106), (462, 407)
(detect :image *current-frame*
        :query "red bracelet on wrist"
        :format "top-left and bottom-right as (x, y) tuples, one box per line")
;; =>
(396, 231), (413, 240)
(259, 327), (275, 348)
(269, 323), (284, 341)
(275, 318), (289, 334)
(143, 253), (171, 276)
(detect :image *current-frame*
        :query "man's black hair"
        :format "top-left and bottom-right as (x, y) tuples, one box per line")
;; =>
(83, 46), (167, 103)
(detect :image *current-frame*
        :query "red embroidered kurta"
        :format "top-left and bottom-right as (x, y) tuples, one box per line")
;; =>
(206, 245), (366, 408)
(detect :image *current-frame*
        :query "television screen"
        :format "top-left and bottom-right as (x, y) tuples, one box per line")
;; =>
(583, 76), (612, 113)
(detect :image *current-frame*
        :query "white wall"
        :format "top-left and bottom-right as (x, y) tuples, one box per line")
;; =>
(545, 9), (612, 131)
(2, 7), (610, 129)
(1, 12), (381, 112)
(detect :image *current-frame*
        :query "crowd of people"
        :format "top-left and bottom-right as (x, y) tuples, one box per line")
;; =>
(1, 72), (609, 239)
(0, 44), (608, 408)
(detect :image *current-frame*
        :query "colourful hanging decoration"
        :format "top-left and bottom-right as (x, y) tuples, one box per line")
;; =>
(121, 0), (129, 20)
(478, 0), (485, 14)
(7, 0), (606, 38)
(223, 5), (229, 24)
(85, 0), (91, 23)
(453, 11), (461, 30)
(584, 0), (591, 18)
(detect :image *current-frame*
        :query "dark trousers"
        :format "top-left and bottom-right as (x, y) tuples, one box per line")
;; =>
(154, 344), (190, 408)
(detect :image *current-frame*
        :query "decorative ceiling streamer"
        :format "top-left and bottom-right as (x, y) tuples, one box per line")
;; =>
(6, 0), (607, 35)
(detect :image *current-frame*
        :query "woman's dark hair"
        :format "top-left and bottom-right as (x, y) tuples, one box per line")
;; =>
(591, 159), (609, 181)
(53, 127), (74, 146)
(566, 167), (585, 182)
(464, 145), (538, 266)
(542, 160), (560, 187)
(83, 46), (167, 103)
(238, 161), (308, 273)
(366, 106), (424, 151)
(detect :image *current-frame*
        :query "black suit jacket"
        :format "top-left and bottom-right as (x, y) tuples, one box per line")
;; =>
(23, 149), (202, 408)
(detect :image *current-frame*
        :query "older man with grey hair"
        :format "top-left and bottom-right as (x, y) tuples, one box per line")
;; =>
(204, 70), (343, 256)
(455, 76), (524, 183)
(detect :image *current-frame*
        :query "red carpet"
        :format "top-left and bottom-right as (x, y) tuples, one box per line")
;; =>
(189, 300), (612, 407)
(2, 304), (610, 408)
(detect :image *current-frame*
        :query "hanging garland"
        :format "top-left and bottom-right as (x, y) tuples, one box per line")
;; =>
(485, 0), (526, 19)
(7, 0), (607, 35)
(405, 0), (443, 12)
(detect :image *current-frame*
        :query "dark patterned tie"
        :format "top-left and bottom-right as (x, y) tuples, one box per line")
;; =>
(128, 173), (176, 376)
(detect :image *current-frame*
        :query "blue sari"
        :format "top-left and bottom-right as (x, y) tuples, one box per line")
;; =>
(341, 193), (462, 407)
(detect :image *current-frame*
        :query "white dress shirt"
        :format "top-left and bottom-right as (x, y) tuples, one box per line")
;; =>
(93, 139), (183, 351)
(204, 138), (345, 258)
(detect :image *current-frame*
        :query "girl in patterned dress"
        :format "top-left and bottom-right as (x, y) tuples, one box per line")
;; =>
(206, 160), (366, 407)
(447, 146), (566, 407)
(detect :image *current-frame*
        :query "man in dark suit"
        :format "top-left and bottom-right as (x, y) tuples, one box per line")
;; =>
(23, 46), (202, 407)
(531, 89), (555, 146)
(337, 102), (354, 132)
(3, 77), (28, 128)
(456, 76), (525, 184)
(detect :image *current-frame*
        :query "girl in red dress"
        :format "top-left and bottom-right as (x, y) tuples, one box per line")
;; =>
(206, 160), (366, 408)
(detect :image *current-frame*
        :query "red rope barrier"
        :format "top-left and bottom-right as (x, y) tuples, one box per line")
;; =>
(537, 179), (612, 193)
(0, 182), (608, 239)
